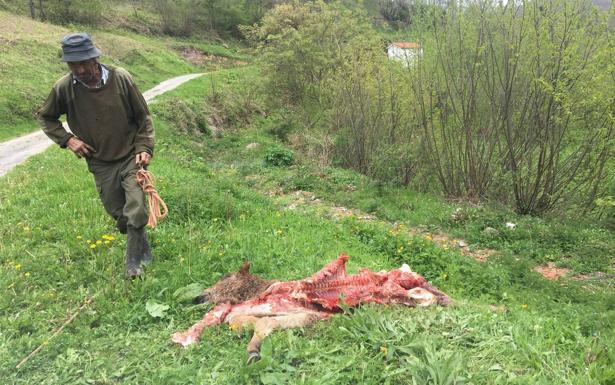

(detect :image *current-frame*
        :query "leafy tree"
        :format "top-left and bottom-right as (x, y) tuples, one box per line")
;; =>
(243, 1), (373, 104)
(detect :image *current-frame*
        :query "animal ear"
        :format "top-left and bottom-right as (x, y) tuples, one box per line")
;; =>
(239, 261), (251, 274)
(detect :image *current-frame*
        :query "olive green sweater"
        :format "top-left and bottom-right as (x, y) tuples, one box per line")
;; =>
(38, 66), (154, 161)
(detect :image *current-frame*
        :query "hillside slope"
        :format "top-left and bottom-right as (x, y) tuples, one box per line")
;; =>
(1, 66), (613, 384)
(0, 11), (245, 141)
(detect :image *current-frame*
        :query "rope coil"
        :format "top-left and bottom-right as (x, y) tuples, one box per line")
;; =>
(136, 167), (168, 228)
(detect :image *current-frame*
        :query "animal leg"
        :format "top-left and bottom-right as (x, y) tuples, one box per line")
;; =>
(246, 312), (323, 364)
(171, 303), (232, 346)
(421, 282), (454, 306)
(228, 314), (259, 332)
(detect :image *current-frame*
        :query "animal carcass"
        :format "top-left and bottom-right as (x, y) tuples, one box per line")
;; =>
(172, 254), (452, 363)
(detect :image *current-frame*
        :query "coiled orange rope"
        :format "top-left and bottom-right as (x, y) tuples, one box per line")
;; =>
(136, 167), (168, 228)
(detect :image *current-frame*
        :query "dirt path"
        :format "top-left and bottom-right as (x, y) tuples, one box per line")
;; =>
(269, 189), (611, 282)
(264, 189), (497, 263)
(0, 73), (204, 177)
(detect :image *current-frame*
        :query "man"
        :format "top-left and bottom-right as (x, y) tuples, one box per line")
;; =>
(39, 32), (154, 279)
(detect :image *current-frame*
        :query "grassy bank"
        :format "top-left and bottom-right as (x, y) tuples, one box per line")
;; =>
(1, 66), (614, 384)
(0, 11), (247, 141)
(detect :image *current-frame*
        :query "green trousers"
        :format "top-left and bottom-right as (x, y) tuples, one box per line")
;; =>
(87, 155), (148, 231)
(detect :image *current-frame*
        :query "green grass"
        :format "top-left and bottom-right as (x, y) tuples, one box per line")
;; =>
(1, 67), (614, 385)
(0, 10), (248, 142)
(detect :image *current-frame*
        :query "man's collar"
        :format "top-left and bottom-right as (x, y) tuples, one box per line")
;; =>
(73, 63), (109, 88)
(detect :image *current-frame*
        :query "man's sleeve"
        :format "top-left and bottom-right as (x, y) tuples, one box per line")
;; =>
(125, 73), (155, 156)
(38, 86), (73, 148)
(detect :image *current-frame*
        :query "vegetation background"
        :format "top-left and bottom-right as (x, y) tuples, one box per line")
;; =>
(0, 0), (613, 384)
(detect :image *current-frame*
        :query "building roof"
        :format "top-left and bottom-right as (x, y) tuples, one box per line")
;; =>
(390, 42), (421, 49)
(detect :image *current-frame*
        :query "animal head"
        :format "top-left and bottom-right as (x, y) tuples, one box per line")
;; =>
(195, 261), (273, 305)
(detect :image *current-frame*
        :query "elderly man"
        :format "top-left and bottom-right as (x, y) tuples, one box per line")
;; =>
(38, 32), (154, 279)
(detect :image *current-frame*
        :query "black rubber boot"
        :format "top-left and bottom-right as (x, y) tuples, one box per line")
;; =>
(116, 216), (128, 234)
(141, 231), (153, 267)
(125, 227), (144, 279)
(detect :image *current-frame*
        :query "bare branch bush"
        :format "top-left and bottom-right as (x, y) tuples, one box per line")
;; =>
(412, 0), (614, 214)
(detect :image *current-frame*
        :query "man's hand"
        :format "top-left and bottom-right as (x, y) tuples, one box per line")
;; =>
(67, 137), (96, 158)
(135, 152), (151, 167)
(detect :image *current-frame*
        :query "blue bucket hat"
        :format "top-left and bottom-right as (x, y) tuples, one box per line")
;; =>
(60, 32), (102, 62)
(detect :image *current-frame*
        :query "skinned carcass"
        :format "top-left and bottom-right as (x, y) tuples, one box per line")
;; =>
(172, 254), (452, 363)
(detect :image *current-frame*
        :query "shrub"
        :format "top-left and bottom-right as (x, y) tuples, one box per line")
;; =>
(39, 0), (109, 26)
(262, 110), (295, 143)
(206, 84), (264, 133)
(264, 147), (294, 167)
(242, 1), (373, 104)
(155, 98), (210, 136)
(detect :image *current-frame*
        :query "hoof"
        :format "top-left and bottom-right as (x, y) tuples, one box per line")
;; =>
(247, 351), (260, 364)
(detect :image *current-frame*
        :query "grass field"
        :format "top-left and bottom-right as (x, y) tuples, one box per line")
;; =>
(0, 11), (248, 141)
(1, 66), (614, 385)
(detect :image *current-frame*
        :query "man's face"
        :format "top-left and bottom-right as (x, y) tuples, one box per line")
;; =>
(67, 59), (99, 83)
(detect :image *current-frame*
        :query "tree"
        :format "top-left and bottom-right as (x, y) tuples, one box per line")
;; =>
(28, 0), (35, 18)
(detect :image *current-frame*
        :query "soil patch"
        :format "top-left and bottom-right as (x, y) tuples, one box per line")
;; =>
(178, 47), (245, 67)
(533, 263), (571, 280)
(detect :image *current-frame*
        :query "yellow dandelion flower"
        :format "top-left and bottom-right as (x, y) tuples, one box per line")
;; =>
(95, 240), (102, 245)
(24, 272), (30, 277)
(87, 239), (92, 244)
(23, 226), (31, 232)
(14, 264), (22, 270)
(104, 240), (110, 245)
(90, 244), (97, 249)
(521, 304), (528, 309)
(76, 235), (82, 240)
(107, 236), (115, 241)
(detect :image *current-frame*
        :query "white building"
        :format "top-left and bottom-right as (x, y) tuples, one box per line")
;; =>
(387, 42), (423, 67)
